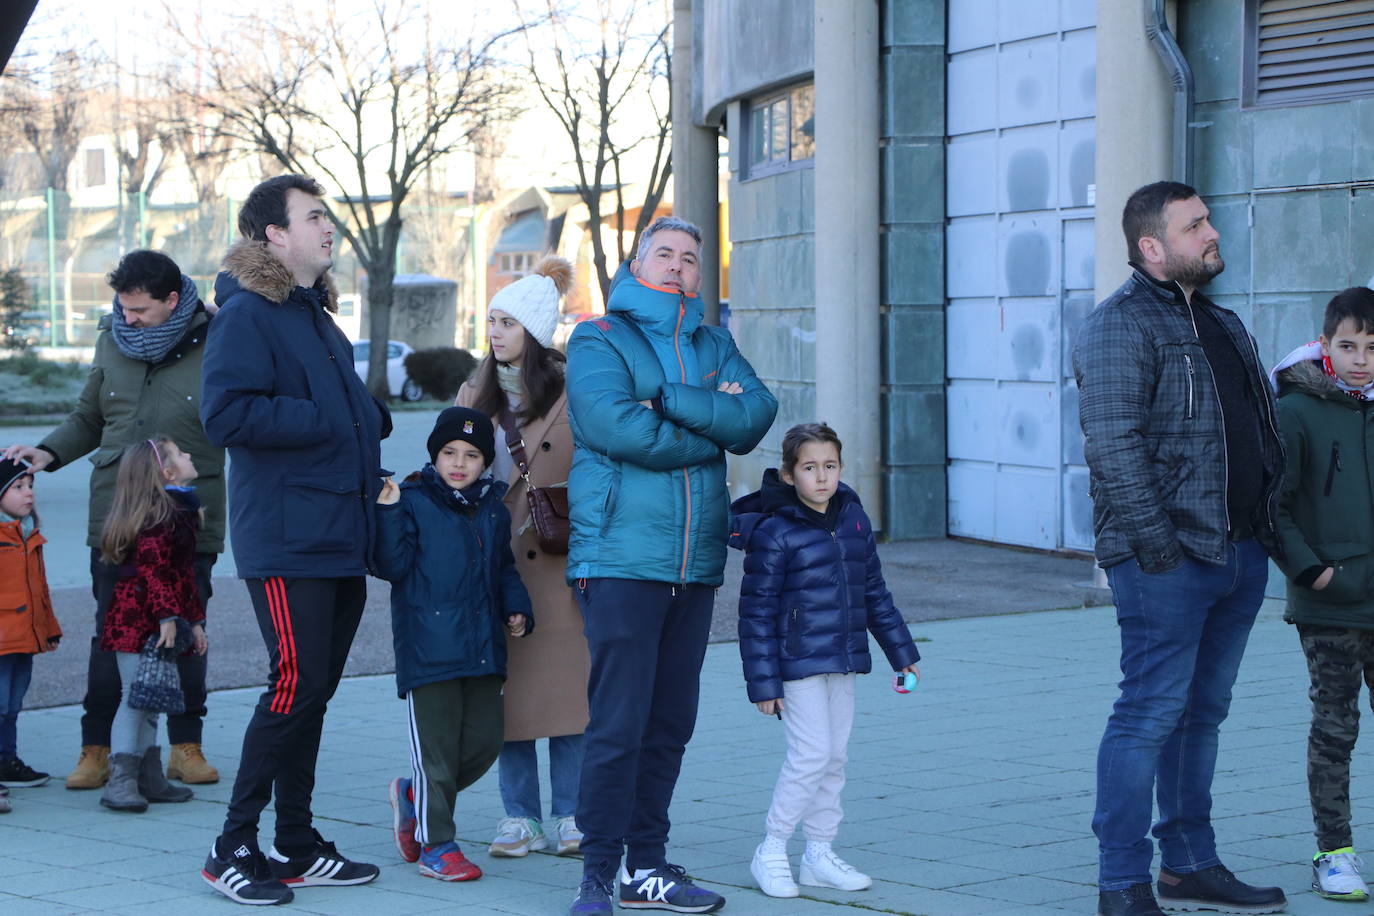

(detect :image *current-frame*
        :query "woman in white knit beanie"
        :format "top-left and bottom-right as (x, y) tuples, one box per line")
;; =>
(450, 255), (592, 860)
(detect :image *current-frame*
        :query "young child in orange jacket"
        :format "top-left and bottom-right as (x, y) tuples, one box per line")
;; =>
(0, 457), (62, 809)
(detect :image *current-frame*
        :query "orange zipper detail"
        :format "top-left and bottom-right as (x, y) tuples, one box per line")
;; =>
(673, 302), (686, 380)
(675, 298), (690, 582)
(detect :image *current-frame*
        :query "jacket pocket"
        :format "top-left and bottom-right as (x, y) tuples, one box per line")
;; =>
(90, 446), (125, 471)
(282, 473), (361, 553)
(0, 546), (27, 612)
(597, 472), (620, 535)
(1319, 554), (1369, 605)
(1324, 442), (1342, 497)
(1182, 353), (1195, 420)
(784, 608), (800, 656)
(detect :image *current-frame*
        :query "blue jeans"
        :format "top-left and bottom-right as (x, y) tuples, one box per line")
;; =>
(0, 653), (34, 759)
(1095, 539), (1268, 890)
(499, 734), (585, 820)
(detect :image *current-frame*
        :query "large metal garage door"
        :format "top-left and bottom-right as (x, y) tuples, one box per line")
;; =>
(944, 0), (1096, 551)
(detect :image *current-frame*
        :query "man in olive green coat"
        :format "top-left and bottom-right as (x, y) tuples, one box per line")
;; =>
(2, 250), (224, 789)
(1273, 285), (1374, 902)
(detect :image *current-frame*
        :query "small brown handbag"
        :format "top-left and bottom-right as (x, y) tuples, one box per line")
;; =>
(498, 410), (571, 555)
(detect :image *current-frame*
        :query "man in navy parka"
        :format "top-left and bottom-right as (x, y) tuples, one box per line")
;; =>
(198, 175), (389, 905)
(565, 216), (777, 915)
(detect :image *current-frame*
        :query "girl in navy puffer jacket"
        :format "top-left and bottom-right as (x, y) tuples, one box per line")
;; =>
(730, 423), (920, 899)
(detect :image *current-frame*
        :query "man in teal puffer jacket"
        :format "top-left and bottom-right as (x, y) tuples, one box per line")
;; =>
(565, 216), (777, 915)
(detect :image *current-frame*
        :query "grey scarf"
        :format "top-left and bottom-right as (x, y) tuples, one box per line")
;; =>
(496, 362), (524, 396)
(110, 274), (202, 364)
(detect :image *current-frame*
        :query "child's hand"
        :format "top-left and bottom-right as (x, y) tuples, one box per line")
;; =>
(900, 663), (921, 682)
(506, 614), (528, 637)
(1313, 567), (1335, 590)
(717, 381), (744, 395)
(378, 477), (399, 505)
(191, 624), (208, 656)
(755, 698), (783, 716)
(156, 618), (178, 649)
(45, 636), (60, 652)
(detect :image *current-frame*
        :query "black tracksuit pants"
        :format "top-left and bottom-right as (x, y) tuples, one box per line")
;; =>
(82, 548), (214, 746)
(221, 576), (365, 851)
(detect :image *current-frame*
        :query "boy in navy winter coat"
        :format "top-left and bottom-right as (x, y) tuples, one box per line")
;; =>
(731, 422), (920, 900)
(374, 407), (533, 884)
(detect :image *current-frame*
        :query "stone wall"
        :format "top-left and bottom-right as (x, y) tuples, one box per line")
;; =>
(881, 0), (947, 538)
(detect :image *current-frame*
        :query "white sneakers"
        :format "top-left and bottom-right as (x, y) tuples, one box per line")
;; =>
(751, 842), (799, 898)
(489, 815), (581, 857)
(1313, 848), (1369, 901)
(489, 816), (548, 857)
(800, 847), (872, 891)
(752, 842), (871, 896)
(553, 815), (583, 856)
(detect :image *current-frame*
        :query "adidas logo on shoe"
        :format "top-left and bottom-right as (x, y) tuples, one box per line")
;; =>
(202, 838), (294, 906)
(267, 833), (379, 887)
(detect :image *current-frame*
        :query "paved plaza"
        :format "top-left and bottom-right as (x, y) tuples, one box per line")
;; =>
(1, 595), (1366, 915)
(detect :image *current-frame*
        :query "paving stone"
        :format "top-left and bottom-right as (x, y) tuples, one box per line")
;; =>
(0, 596), (1350, 914)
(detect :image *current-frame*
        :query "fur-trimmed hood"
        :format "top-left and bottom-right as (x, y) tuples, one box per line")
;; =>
(1269, 339), (1374, 403)
(1276, 357), (1349, 402)
(216, 239), (338, 312)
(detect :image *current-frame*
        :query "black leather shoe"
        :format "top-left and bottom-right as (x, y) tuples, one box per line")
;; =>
(1157, 864), (1286, 913)
(1099, 882), (1166, 916)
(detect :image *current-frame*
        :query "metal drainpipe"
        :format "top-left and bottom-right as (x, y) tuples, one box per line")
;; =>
(1145, 0), (1194, 185)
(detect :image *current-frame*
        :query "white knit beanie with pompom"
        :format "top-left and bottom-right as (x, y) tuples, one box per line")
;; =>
(486, 254), (573, 348)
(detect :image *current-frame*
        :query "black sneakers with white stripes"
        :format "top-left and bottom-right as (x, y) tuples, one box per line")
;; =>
(267, 830), (380, 887)
(202, 837), (294, 906)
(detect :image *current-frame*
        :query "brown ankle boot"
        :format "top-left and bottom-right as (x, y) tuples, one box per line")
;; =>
(66, 745), (110, 790)
(167, 742), (219, 784)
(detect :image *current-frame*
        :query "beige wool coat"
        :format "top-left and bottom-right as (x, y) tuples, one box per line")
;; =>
(456, 380), (590, 742)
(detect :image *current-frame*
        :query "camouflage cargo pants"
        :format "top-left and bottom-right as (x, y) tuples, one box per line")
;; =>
(1298, 623), (1374, 852)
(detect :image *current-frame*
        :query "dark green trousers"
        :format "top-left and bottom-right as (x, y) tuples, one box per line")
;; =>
(406, 675), (504, 847)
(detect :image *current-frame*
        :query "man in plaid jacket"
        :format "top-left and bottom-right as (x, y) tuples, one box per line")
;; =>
(1074, 181), (1286, 916)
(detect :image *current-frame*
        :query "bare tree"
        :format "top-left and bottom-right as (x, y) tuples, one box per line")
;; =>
(0, 86), (42, 268)
(174, 1), (522, 397)
(513, 0), (672, 302)
(169, 95), (238, 276)
(0, 47), (93, 242)
(0, 8), (103, 345)
(110, 88), (178, 250)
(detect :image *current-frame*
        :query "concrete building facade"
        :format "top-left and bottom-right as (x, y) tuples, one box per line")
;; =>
(678, 0), (1374, 551)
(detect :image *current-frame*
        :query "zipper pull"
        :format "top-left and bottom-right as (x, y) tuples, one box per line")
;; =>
(1336, 442), (1343, 470)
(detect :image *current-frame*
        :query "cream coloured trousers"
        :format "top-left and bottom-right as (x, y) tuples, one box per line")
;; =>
(765, 672), (856, 843)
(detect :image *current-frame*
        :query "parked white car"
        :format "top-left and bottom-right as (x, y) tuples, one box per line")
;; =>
(352, 339), (424, 401)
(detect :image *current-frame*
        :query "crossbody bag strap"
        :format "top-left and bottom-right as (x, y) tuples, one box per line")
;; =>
(498, 409), (535, 487)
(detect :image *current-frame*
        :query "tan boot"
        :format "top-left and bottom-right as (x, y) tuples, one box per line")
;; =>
(66, 745), (110, 790)
(167, 742), (219, 784)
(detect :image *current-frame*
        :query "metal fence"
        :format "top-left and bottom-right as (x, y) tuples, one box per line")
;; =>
(2, 189), (478, 348)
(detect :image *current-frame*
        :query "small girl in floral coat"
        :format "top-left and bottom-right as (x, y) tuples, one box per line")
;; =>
(97, 437), (207, 812)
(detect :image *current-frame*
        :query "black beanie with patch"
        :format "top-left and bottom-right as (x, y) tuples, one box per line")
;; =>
(0, 457), (31, 500)
(427, 407), (496, 467)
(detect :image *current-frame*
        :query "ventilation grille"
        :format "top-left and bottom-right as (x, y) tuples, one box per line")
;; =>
(1250, 0), (1374, 105)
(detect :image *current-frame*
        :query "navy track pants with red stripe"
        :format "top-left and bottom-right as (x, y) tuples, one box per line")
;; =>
(221, 576), (365, 850)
